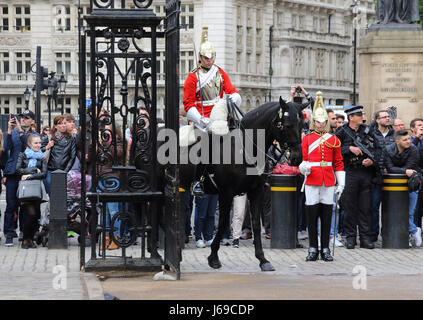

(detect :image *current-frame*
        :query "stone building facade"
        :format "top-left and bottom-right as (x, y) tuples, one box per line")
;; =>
(0, 0), (374, 127)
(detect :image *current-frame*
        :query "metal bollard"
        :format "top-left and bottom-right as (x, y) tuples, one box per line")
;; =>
(381, 173), (409, 249)
(270, 174), (298, 249)
(48, 170), (68, 249)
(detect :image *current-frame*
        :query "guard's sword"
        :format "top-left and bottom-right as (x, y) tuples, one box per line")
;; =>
(332, 192), (340, 256)
(192, 40), (206, 126)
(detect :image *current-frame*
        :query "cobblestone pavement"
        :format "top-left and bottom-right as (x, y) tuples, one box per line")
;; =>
(2, 227), (423, 299)
(2, 185), (423, 300)
(179, 236), (423, 276)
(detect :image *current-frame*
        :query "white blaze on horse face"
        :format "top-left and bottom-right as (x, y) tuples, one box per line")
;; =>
(244, 129), (266, 176)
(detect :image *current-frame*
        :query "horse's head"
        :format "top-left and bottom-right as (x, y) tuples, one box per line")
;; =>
(271, 97), (305, 166)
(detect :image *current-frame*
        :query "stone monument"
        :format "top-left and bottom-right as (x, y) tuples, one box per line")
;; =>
(359, 0), (423, 128)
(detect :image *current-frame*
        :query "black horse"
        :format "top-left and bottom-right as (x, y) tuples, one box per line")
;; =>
(176, 97), (305, 271)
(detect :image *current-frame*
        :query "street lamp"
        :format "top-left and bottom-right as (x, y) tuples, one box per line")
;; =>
(47, 72), (56, 127)
(351, 0), (360, 106)
(58, 73), (67, 114)
(24, 86), (31, 110)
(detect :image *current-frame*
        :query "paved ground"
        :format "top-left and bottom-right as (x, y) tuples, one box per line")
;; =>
(2, 187), (423, 300)
(94, 233), (423, 300)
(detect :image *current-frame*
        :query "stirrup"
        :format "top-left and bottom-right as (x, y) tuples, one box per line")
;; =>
(191, 180), (204, 198)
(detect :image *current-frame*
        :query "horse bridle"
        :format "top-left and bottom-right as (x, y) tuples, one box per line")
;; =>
(273, 106), (301, 163)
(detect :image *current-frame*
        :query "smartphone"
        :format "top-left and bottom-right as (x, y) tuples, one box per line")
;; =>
(10, 114), (17, 125)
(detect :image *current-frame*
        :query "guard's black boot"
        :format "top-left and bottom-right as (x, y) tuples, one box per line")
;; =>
(360, 238), (375, 249)
(320, 248), (334, 262)
(306, 247), (319, 261)
(190, 180), (204, 198)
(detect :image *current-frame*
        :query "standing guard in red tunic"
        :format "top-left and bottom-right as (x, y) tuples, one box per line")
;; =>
(299, 92), (345, 262)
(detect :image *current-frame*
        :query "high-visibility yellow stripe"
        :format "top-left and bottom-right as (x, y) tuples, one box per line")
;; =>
(271, 187), (297, 192)
(383, 179), (408, 184)
(179, 188), (186, 192)
(382, 186), (409, 191)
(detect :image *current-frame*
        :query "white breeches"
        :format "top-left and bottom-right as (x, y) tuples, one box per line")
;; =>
(304, 185), (335, 206)
(231, 194), (247, 240)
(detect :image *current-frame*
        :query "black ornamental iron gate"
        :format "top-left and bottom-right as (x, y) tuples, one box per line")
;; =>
(78, 0), (182, 277)
(163, 0), (182, 279)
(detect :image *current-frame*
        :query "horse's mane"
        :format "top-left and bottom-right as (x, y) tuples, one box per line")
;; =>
(241, 101), (303, 129)
(241, 102), (280, 129)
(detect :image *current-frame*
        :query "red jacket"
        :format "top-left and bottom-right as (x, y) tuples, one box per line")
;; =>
(302, 132), (344, 187)
(183, 66), (238, 118)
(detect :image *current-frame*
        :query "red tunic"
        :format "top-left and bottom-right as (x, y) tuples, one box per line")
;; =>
(302, 132), (344, 187)
(183, 66), (239, 118)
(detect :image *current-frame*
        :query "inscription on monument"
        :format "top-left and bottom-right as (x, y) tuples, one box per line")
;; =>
(380, 60), (418, 93)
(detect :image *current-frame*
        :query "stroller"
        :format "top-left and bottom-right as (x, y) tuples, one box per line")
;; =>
(35, 169), (92, 247)
(66, 170), (92, 245)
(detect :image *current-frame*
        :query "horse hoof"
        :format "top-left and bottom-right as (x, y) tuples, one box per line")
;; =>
(208, 255), (222, 269)
(260, 262), (275, 272)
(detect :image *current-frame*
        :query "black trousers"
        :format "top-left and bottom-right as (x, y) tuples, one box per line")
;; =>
(343, 167), (373, 240)
(306, 203), (332, 249)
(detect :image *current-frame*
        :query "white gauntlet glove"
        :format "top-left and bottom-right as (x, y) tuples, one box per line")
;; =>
(187, 107), (209, 132)
(299, 161), (311, 175)
(229, 92), (242, 108)
(335, 171), (345, 196)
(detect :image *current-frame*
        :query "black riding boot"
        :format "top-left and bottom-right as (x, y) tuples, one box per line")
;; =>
(320, 204), (334, 261)
(191, 164), (205, 197)
(305, 204), (319, 261)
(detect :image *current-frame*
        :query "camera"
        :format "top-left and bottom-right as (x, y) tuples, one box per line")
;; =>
(295, 86), (302, 94)
(10, 114), (16, 123)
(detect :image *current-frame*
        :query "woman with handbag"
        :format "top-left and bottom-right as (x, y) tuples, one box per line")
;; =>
(16, 134), (47, 249)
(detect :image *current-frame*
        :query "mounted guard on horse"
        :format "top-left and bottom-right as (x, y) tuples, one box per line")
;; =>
(182, 27), (242, 197)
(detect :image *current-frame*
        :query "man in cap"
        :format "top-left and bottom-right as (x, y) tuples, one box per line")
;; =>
(18, 109), (37, 146)
(183, 27), (241, 196)
(335, 106), (380, 249)
(299, 92), (345, 262)
(2, 110), (38, 246)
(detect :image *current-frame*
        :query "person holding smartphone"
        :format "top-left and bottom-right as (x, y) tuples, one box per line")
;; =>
(2, 113), (38, 246)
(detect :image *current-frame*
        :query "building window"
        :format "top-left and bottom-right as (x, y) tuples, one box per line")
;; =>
(65, 107), (71, 114)
(180, 51), (194, 75)
(16, 107), (22, 114)
(16, 52), (31, 74)
(80, 5), (90, 29)
(0, 6), (9, 31)
(56, 52), (71, 74)
(236, 53), (241, 72)
(292, 14), (298, 29)
(17, 97), (22, 105)
(320, 18), (327, 33)
(156, 51), (166, 75)
(335, 99), (344, 106)
(55, 5), (71, 31)
(313, 17), (319, 32)
(86, 52), (91, 75)
(180, 3), (194, 29)
(0, 52), (9, 73)
(15, 5), (30, 31)
(4, 107), (9, 114)
(299, 15), (305, 30)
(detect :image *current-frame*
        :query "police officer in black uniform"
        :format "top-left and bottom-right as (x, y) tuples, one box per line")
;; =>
(335, 106), (381, 249)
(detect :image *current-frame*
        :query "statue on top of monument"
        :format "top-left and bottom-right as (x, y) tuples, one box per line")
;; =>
(376, 0), (420, 25)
